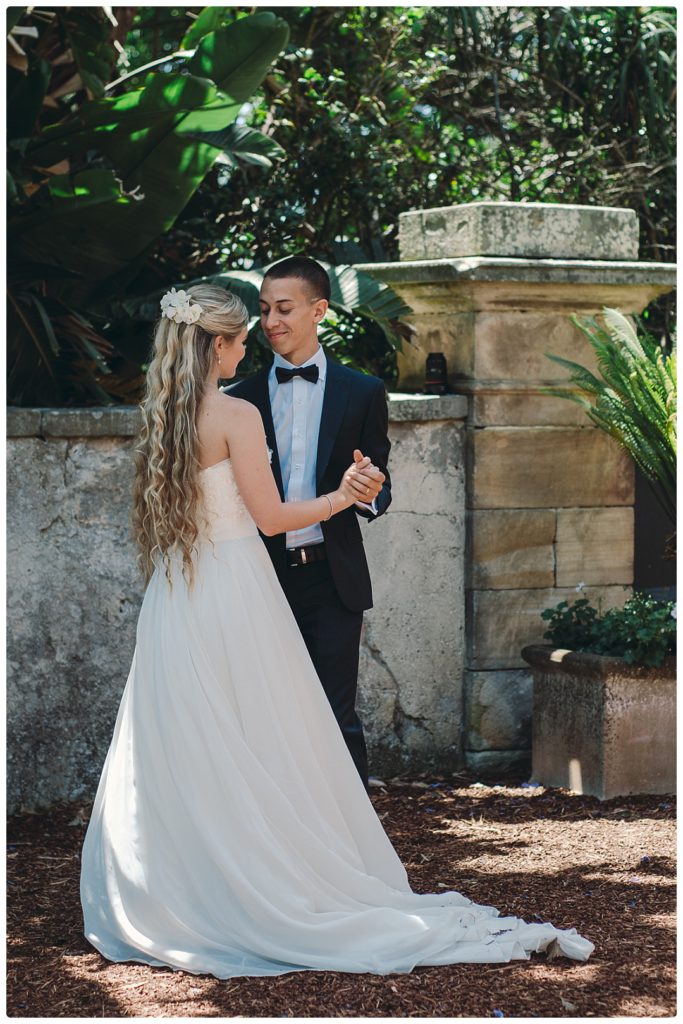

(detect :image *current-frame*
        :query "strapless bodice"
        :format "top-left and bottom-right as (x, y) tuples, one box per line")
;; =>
(198, 459), (258, 541)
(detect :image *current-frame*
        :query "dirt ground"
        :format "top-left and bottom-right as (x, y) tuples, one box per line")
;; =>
(6, 771), (676, 1018)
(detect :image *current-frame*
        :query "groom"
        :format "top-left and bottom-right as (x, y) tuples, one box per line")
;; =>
(229, 256), (391, 791)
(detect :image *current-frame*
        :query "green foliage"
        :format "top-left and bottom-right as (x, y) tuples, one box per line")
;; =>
(168, 7), (676, 271)
(541, 592), (677, 668)
(57, 7), (117, 98)
(6, 6), (677, 404)
(155, 5), (676, 366)
(181, 6), (237, 51)
(541, 598), (602, 653)
(193, 123), (285, 170)
(545, 308), (676, 525)
(7, 8), (290, 405)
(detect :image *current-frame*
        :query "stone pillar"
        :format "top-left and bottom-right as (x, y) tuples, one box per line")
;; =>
(360, 394), (468, 778)
(357, 201), (676, 774)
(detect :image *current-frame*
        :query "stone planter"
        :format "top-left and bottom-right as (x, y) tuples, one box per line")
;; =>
(521, 644), (676, 800)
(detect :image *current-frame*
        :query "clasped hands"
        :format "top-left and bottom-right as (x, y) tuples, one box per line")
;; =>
(341, 449), (385, 506)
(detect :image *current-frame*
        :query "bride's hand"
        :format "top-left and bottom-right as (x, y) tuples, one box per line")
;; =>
(336, 454), (372, 507)
(344, 450), (386, 505)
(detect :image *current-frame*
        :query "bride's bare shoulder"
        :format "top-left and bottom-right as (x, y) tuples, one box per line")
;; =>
(216, 391), (263, 433)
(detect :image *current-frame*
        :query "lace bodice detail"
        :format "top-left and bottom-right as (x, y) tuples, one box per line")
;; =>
(198, 459), (257, 540)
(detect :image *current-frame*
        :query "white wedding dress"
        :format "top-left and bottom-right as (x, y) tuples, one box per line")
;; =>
(80, 457), (594, 977)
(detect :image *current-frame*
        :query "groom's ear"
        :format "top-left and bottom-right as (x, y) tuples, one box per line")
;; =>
(312, 298), (328, 322)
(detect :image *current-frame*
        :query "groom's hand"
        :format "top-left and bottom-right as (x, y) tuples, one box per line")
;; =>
(346, 449), (385, 503)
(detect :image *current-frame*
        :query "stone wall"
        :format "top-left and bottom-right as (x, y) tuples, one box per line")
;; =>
(6, 397), (467, 813)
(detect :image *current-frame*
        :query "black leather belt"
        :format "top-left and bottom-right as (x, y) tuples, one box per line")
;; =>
(286, 543), (327, 567)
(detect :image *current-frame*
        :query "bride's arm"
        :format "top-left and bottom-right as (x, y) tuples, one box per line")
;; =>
(225, 399), (358, 537)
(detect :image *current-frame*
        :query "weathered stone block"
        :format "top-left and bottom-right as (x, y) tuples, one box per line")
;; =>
(556, 507), (634, 587)
(468, 386), (592, 427)
(398, 201), (639, 262)
(467, 585), (631, 671)
(358, 515), (464, 775)
(468, 509), (555, 589)
(358, 259), (675, 318)
(396, 306), (607, 393)
(468, 426), (635, 509)
(523, 645), (676, 799)
(387, 393), (467, 423)
(40, 406), (141, 437)
(7, 408), (41, 436)
(397, 310), (601, 392)
(397, 312), (476, 388)
(464, 669), (532, 751)
(386, 420), (464, 514)
(472, 312), (600, 381)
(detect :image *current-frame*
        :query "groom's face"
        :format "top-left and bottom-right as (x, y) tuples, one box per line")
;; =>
(259, 275), (326, 364)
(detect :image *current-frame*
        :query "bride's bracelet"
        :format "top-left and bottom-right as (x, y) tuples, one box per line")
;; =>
(321, 494), (333, 521)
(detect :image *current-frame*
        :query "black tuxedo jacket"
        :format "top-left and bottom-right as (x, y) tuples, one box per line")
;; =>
(229, 355), (391, 613)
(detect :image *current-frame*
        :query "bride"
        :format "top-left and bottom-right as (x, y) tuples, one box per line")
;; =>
(80, 283), (595, 977)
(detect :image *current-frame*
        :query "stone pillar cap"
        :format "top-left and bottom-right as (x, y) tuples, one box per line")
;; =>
(399, 200), (640, 262)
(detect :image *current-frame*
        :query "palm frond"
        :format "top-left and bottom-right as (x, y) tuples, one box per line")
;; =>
(548, 307), (676, 526)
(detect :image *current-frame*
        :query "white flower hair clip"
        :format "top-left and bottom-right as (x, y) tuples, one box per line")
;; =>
(160, 287), (203, 325)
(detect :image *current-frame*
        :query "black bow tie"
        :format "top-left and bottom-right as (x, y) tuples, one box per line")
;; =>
(275, 364), (319, 385)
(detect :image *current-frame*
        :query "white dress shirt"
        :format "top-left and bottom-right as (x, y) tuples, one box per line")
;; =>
(268, 345), (377, 549)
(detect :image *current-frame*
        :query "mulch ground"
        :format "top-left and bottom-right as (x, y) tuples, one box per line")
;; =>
(7, 770), (676, 1018)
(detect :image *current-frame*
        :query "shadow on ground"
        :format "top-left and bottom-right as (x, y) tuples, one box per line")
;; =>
(7, 770), (676, 1018)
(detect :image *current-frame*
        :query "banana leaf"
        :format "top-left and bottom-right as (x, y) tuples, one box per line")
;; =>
(6, 8), (25, 33)
(185, 123), (285, 168)
(181, 7), (238, 50)
(60, 7), (118, 99)
(7, 59), (51, 142)
(19, 14), (289, 288)
(10, 169), (139, 280)
(186, 14), (288, 101)
(326, 263), (413, 352)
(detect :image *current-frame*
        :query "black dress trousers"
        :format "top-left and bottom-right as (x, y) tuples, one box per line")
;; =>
(280, 558), (369, 792)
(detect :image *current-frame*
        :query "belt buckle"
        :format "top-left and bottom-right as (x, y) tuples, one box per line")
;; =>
(301, 547), (308, 565)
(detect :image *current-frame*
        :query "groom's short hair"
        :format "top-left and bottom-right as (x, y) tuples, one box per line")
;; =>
(264, 256), (331, 302)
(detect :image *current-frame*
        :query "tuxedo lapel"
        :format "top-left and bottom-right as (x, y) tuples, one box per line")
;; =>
(316, 357), (351, 490)
(239, 367), (285, 500)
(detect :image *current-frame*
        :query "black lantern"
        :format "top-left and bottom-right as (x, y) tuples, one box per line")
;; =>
(424, 352), (448, 395)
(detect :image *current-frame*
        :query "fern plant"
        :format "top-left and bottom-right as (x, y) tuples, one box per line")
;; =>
(545, 308), (676, 526)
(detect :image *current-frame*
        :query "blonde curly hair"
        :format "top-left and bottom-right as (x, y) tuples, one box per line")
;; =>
(132, 283), (249, 587)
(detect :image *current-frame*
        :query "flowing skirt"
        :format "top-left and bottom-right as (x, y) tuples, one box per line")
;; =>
(80, 532), (594, 977)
